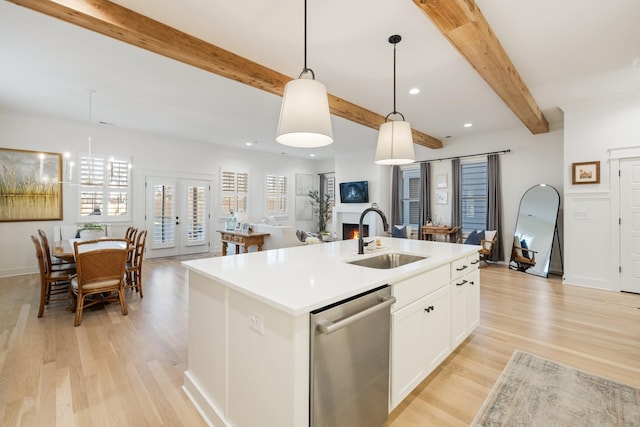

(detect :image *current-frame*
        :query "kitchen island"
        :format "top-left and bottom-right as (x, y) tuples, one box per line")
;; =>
(182, 237), (479, 427)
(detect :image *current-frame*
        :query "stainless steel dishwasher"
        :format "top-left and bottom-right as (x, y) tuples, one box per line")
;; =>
(310, 285), (396, 427)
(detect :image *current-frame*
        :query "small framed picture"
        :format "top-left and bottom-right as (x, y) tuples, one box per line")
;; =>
(436, 191), (448, 205)
(240, 222), (250, 233)
(572, 161), (600, 185)
(436, 174), (448, 189)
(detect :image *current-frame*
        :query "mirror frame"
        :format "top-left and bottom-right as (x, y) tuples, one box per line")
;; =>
(510, 184), (561, 278)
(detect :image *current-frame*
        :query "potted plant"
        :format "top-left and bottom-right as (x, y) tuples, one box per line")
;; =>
(308, 190), (333, 237)
(76, 222), (105, 240)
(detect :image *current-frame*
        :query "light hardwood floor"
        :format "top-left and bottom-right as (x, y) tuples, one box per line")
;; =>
(1, 257), (638, 426)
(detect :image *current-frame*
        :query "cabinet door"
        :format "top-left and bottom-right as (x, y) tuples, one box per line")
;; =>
(451, 274), (470, 348)
(390, 285), (451, 410)
(467, 268), (480, 330)
(451, 267), (480, 347)
(391, 297), (427, 409)
(422, 285), (451, 374)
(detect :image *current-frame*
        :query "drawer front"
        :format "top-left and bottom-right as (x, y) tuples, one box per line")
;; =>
(392, 264), (450, 311)
(467, 252), (480, 270)
(451, 256), (471, 280)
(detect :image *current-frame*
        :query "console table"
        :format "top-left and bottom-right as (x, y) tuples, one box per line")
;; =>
(218, 230), (270, 255)
(421, 225), (460, 242)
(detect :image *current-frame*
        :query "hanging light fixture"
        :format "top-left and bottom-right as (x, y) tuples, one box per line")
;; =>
(85, 89), (97, 185)
(62, 89), (94, 184)
(375, 35), (415, 165)
(276, 0), (333, 148)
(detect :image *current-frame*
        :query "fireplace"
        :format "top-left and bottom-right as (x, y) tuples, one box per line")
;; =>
(343, 223), (369, 240)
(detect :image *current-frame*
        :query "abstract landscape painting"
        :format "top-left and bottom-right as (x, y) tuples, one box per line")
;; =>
(0, 148), (62, 221)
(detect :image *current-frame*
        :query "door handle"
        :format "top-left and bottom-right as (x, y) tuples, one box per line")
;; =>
(317, 295), (396, 335)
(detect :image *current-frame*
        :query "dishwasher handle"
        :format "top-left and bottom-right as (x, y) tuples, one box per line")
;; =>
(317, 295), (396, 335)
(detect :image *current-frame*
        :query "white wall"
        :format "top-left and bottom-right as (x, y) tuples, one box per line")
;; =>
(562, 90), (640, 291)
(332, 148), (391, 237)
(417, 126), (564, 262)
(328, 127), (564, 265)
(0, 110), (319, 277)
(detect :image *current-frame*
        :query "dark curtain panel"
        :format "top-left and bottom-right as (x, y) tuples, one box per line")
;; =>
(451, 158), (462, 236)
(487, 154), (504, 261)
(419, 162), (431, 240)
(319, 174), (327, 199)
(391, 166), (401, 226)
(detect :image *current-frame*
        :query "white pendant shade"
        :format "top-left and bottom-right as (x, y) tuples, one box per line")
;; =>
(375, 120), (415, 165)
(276, 78), (333, 147)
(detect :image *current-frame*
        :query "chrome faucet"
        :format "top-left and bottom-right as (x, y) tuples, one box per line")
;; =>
(358, 207), (389, 254)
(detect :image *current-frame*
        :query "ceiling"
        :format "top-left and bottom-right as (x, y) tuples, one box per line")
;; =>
(1, 0), (639, 160)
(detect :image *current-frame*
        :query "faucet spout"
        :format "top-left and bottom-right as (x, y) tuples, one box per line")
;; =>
(358, 207), (389, 254)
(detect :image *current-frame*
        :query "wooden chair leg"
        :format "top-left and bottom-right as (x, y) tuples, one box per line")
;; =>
(117, 289), (128, 316)
(137, 271), (143, 298)
(38, 281), (47, 318)
(74, 294), (85, 326)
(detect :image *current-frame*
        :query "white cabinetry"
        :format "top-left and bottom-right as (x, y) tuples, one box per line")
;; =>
(451, 253), (480, 348)
(390, 252), (481, 411)
(390, 264), (451, 409)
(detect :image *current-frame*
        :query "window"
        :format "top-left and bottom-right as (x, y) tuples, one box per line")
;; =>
(401, 168), (420, 227)
(78, 153), (131, 220)
(266, 174), (288, 215)
(461, 160), (488, 233)
(220, 170), (248, 215)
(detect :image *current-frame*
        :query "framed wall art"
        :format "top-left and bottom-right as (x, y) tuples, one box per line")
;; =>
(295, 173), (313, 195)
(436, 191), (448, 205)
(0, 148), (63, 222)
(572, 161), (600, 185)
(436, 174), (448, 189)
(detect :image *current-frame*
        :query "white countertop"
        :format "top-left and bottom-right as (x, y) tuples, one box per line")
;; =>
(183, 237), (477, 316)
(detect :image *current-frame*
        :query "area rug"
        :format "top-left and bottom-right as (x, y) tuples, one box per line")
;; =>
(471, 350), (640, 426)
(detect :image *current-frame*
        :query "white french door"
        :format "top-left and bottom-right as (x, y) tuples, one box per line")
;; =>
(620, 158), (640, 293)
(146, 177), (211, 258)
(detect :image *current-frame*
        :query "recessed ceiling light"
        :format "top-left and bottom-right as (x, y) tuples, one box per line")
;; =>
(463, 123), (473, 128)
(409, 88), (420, 95)
(309, 153), (316, 157)
(245, 141), (258, 146)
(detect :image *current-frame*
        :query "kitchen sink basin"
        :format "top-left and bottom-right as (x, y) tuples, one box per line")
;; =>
(346, 252), (427, 269)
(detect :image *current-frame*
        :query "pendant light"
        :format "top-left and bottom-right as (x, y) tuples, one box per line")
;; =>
(375, 35), (415, 165)
(86, 89), (97, 185)
(276, 0), (333, 148)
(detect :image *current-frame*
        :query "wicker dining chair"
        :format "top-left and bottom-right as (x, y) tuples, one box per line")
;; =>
(71, 239), (129, 326)
(31, 235), (74, 318)
(37, 229), (76, 273)
(125, 229), (147, 297)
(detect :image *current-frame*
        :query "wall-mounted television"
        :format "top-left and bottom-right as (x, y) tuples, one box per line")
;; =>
(339, 181), (369, 203)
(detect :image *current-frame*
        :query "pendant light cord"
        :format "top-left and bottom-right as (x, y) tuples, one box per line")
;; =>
(386, 35), (405, 122)
(299, 0), (315, 79)
(304, 0), (307, 71)
(392, 40), (397, 114)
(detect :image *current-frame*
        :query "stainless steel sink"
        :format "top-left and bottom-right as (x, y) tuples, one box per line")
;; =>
(346, 252), (427, 269)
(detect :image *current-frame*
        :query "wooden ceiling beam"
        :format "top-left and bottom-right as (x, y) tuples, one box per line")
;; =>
(9, 0), (443, 149)
(412, 0), (549, 134)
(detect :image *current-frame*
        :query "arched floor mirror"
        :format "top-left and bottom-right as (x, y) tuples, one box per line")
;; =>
(510, 184), (563, 277)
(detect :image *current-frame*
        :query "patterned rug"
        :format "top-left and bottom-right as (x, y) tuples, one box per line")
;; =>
(472, 350), (640, 426)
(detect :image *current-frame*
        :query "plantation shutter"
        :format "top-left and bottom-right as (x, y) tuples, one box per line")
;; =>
(186, 184), (206, 243)
(220, 169), (249, 215)
(266, 174), (288, 215)
(78, 154), (130, 220)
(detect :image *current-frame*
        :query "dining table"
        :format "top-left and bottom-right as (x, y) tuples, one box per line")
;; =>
(53, 238), (129, 262)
